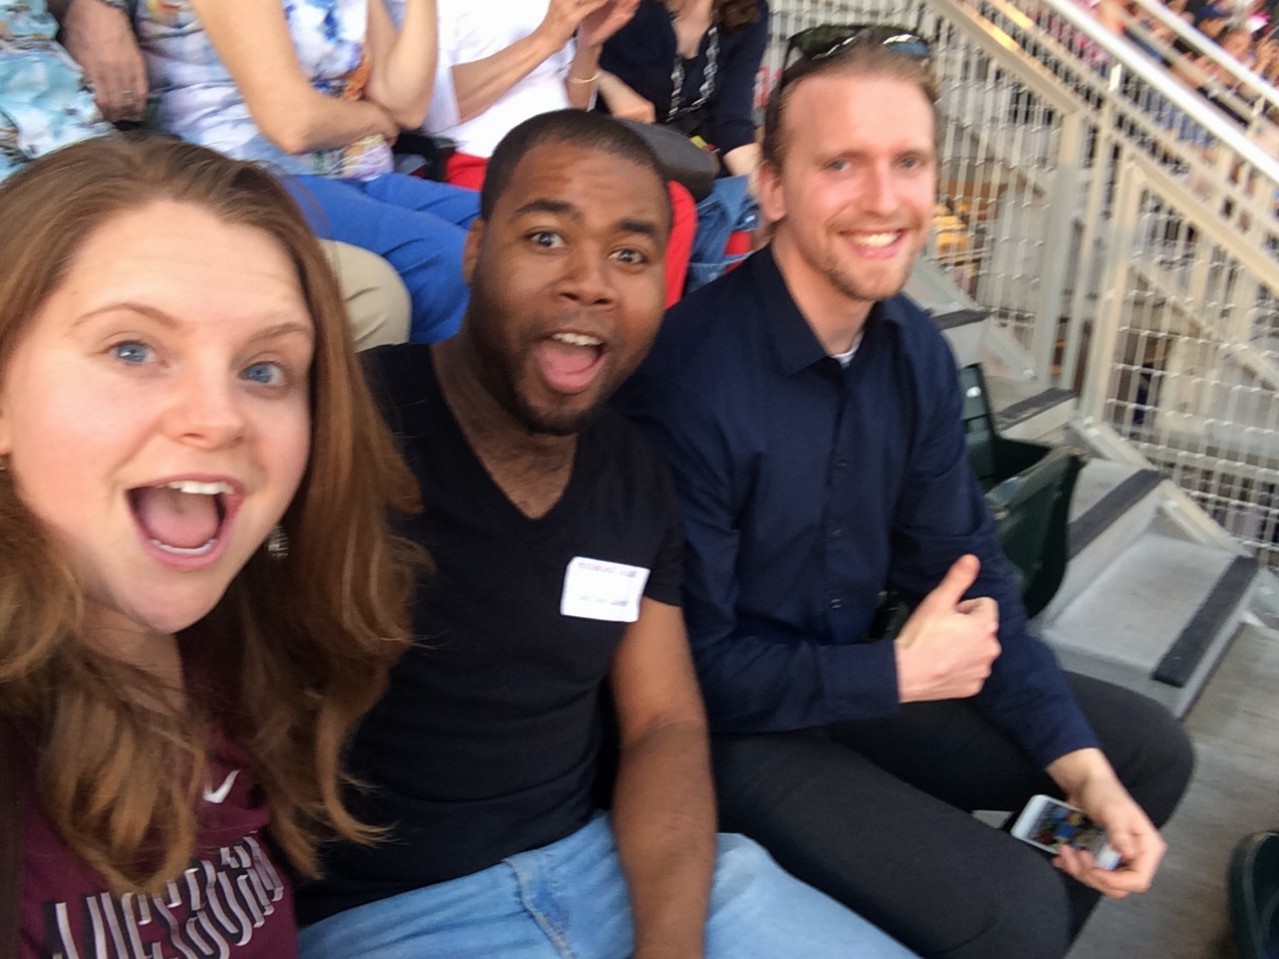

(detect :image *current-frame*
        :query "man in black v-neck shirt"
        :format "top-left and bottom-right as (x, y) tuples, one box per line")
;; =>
(294, 112), (914, 959)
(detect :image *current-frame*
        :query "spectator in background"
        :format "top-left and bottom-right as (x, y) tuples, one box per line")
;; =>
(1110, 0), (1180, 62)
(0, 0), (412, 348)
(52, 0), (148, 124)
(1194, 1), (1235, 37)
(0, 0), (111, 181)
(1256, 26), (1279, 81)
(407, 0), (637, 187)
(597, 0), (769, 178)
(399, 0), (699, 305)
(136, 0), (481, 345)
(1216, 21), (1258, 64)
(597, 0), (769, 290)
(1193, 23), (1257, 125)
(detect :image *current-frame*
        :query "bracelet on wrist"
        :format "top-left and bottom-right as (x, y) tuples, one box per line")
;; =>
(93, 0), (131, 11)
(568, 71), (600, 84)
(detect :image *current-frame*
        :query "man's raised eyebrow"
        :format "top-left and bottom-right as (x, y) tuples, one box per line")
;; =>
(512, 198), (579, 220)
(617, 218), (662, 240)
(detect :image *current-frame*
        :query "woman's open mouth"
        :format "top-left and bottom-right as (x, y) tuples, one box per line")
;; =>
(128, 479), (237, 561)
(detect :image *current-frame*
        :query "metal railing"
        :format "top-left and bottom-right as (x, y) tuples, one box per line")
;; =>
(764, 0), (1279, 569)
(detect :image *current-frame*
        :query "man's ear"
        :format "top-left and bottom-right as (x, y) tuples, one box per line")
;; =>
(462, 218), (486, 286)
(756, 159), (787, 225)
(0, 384), (12, 459)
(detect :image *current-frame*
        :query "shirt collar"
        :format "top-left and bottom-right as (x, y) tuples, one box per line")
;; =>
(748, 246), (909, 378)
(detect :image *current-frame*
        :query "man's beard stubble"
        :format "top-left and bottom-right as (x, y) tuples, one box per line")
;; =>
(464, 280), (607, 439)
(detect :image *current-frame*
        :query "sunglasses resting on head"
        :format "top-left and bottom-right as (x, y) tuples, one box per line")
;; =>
(782, 23), (933, 83)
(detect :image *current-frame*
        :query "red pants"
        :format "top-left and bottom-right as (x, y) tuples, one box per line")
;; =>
(446, 151), (695, 307)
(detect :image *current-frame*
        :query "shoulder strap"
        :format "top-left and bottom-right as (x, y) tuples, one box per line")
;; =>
(0, 714), (22, 959)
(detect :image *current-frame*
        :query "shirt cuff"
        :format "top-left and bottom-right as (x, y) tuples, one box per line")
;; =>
(820, 638), (902, 720)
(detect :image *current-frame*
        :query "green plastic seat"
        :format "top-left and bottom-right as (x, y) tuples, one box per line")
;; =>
(1229, 831), (1279, 959)
(960, 364), (1083, 619)
(868, 365), (1083, 638)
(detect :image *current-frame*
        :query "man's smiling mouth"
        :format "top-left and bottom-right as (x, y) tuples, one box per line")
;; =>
(853, 231), (901, 248)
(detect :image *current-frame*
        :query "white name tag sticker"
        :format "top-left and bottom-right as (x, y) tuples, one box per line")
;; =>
(560, 556), (651, 623)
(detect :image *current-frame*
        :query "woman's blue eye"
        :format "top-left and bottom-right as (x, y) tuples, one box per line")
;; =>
(242, 361), (284, 386)
(113, 341), (152, 364)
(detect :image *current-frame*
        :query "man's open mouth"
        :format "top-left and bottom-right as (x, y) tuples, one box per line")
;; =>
(128, 480), (234, 557)
(533, 331), (608, 395)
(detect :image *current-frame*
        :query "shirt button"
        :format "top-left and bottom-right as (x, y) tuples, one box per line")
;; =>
(830, 528), (843, 539)
(835, 458), (848, 469)
(830, 598), (844, 609)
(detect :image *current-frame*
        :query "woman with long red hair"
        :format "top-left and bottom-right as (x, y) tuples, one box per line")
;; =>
(0, 134), (420, 959)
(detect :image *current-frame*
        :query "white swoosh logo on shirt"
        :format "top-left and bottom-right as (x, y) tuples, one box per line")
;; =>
(203, 770), (240, 805)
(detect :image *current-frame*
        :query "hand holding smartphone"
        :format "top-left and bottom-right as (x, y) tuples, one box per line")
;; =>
(1010, 794), (1122, 870)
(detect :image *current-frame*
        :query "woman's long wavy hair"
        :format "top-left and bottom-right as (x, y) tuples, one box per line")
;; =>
(715, 0), (761, 31)
(665, 0), (760, 31)
(0, 133), (421, 892)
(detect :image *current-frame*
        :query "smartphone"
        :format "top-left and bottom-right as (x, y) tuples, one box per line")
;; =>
(1010, 794), (1122, 870)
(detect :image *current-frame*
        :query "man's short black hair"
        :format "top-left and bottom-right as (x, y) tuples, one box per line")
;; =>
(481, 110), (671, 229)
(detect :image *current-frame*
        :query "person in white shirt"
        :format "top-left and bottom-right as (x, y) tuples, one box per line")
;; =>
(390, 0), (701, 304)
(388, 0), (638, 187)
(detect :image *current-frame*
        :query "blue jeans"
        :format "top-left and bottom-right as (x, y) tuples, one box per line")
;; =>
(298, 815), (916, 958)
(686, 175), (756, 294)
(285, 174), (481, 345)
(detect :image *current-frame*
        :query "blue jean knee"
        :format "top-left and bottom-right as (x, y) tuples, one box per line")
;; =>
(298, 857), (567, 959)
(298, 816), (629, 959)
(706, 833), (919, 959)
(299, 818), (916, 959)
(281, 174), (474, 344)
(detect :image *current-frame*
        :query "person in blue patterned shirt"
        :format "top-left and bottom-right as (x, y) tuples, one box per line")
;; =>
(0, 0), (112, 182)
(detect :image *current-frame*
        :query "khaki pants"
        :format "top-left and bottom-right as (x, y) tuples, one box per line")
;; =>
(322, 241), (411, 351)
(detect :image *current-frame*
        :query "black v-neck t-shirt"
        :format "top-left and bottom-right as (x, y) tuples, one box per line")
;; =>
(298, 345), (683, 923)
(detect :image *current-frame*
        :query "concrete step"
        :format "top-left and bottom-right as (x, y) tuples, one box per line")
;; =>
(981, 372), (1077, 443)
(1037, 459), (1165, 621)
(973, 368), (1259, 717)
(936, 308), (988, 369)
(1037, 531), (1259, 717)
(909, 256), (988, 367)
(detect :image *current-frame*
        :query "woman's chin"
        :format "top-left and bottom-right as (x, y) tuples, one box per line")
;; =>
(85, 582), (231, 646)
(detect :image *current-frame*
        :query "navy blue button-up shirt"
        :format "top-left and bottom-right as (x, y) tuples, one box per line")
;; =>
(615, 248), (1098, 768)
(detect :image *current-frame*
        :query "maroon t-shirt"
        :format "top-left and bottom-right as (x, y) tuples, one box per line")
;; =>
(20, 735), (297, 959)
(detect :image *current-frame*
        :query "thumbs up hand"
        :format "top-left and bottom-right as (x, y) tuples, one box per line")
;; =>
(894, 554), (1001, 703)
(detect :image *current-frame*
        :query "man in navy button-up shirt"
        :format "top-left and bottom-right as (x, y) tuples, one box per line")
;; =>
(616, 40), (1193, 959)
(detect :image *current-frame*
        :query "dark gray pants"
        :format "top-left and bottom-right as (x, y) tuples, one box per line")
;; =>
(711, 673), (1194, 959)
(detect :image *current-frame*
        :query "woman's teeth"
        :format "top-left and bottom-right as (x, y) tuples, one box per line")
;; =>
(162, 480), (234, 495)
(151, 537), (218, 556)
